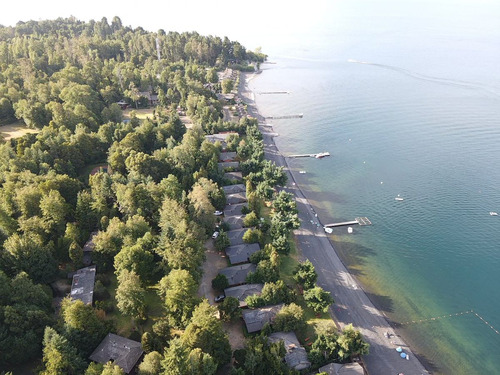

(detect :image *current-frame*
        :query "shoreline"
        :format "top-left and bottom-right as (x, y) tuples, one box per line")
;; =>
(238, 69), (431, 375)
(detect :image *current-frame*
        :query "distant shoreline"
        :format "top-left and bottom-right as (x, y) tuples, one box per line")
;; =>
(238, 69), (431, 375)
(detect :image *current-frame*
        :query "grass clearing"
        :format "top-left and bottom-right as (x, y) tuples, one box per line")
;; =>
(0, 120), (40, 140)
(123, 108), (154, 120)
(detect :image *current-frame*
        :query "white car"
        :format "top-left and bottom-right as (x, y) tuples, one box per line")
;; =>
(212, 231), (219, 239)
(214, 211), (223, 216)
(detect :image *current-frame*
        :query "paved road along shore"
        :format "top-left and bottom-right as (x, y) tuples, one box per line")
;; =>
(240, 72), (431, 375)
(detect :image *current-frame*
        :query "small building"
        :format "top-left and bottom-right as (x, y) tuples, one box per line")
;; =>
(205, 132), (238, 150)
(70, 266), (96, 305)
(224, 203), (248, 217)
(227, 228), (248, 246)
(224, 283), (263, 307)
(242, 304), (284, 333)
(219, 151), (237, 162)
(226, 243), (261, 264)
(89, 333), (143, 374)
(222, 184), (246, 194)
(224, 171), (243, 182)
(82, 231), (98, 266)
(268, 332), (311, 371)
(138, 91), (158, 106)
(219, 263), (256, 287)
(318, 363), (365, 375)
(226, 192), (247, 205)
(116, 100), (129, 110)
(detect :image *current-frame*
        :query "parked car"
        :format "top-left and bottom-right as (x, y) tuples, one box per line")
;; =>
(215, 295), (225, 303)
(212, 231), (219, 239)
(214, 210), (223, 216)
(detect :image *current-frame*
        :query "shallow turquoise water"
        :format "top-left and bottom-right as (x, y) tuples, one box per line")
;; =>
(248, 3), (500, 372)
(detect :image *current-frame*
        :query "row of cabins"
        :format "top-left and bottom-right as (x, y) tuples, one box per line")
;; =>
(211, 140), (312, 372)
(69, 265), (144, 373)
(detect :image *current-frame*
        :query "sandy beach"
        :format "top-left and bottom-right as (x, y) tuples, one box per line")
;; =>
(239, 69), (431, 375)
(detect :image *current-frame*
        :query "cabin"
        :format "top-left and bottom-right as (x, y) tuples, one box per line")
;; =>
(226, 192), (247, 205)
(223, 214), (245, 230)
(226, 228), (248, 246)
(242, 304), (284, 333)
(226, 243), (261, 264)
(222, 184), (246, 194)
(224, 171), (243, 182)
(224, 203), (248, 217)
(218, 161), (240, 171)
(268, 332), (311, 371)
(219, 263), (256, 287)
(82, 231), (98, 266)
(89, 333), (143, 374)
(70, 266), (96, 305)
(224, 283), (263, 307)
(318, 362), (365, 375)
(219, 151), (237, 162)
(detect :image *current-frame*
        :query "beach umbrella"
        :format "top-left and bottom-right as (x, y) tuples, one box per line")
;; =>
(400, 352), (407, 359)
(396, 347), (403, 352)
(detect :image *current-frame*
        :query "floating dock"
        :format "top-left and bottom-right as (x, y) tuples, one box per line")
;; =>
(324, 217), (372, 228)
(266, 114), (303, 119)
(288, 152), (330, 159)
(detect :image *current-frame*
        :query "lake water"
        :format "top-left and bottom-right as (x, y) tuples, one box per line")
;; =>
(248, 1), (500, 373)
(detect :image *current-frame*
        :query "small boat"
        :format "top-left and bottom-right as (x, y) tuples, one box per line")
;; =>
(299, 170), (306, 174)
(315, 152), (330, 159)
(395, 197), (404, 201)
(324, 227), (333, 234)
(490, 212), (498, 216)
(347, 227), (353, 234)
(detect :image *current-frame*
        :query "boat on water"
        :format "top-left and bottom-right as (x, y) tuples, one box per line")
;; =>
(490, 212), (498, 216)
(395, 194), (404, 201)
(347, 227), (353, 234)
(324, 227), (333, 234)
(315, 152), (330, 159)
(299, 170), (306, 174)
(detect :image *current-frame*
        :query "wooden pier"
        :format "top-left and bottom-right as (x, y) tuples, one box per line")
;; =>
(266, 114), (303, 120)
(324, 217), (372, 228)
(258, 91), (290, 95)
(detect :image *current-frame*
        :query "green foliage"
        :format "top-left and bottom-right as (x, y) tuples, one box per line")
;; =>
(182, 300), (232, 368)
(245, 280), (296, 308)
(158, 269), (199, 328)
(218, 296), (241, 321)
(0, 271), (53, 366)
(221, 79), (235, 94)
(303, 286), (334, 313)
(273, 303), (305, 332)
(41, 326), (87, 375)
(101, 362), (125, 375)
(211, 274), (229, 292)
(243, 211), (259, 227)
(337, 324), (370, 360)
(234, 335), (289, 374)
(293, 260), (318, 290)
(116, 269), (147, 319)
(242, 228), (261, 244)
(138, 351), (163, 375)
(214, 230), (230, 252)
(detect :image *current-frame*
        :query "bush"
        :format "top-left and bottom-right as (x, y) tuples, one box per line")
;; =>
(212, 274), (229, 292)
(215, 230), (230, 251)
(273, 303), (305, 332)
(241, 205), (250, 215)
(218, 297), (241, 321)
(304, 286), (334, 313)
(242, 228), (261, 244)
(243, 211), (259, 227)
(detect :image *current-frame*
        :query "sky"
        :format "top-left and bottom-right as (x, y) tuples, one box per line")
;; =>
(0, 0), (335, 52)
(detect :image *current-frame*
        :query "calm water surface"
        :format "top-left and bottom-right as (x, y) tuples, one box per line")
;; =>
(249, 1), (500, 373)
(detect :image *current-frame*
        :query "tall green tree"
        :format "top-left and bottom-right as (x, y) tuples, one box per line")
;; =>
(303, 286), (334, 313)
(41, 327), (87, 375)
(116, 269), (146, 320)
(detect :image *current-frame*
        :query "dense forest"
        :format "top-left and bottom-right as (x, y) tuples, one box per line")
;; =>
(0, 17), (367, 375)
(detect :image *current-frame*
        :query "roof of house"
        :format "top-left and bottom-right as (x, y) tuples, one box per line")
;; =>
(268, 332), (311, 371)
(222, 184), (246, 194)
(219, 151), (237, 162)
(219, 263), (256, 286)
(224, 203), (247, 217)
(89, 333), (143, 374)
(242, 304), (284, 333)
(226, 228), (248, 246)
(70, 265), (96, 305)
(318, 363), (365, 375)
(224, 171), (243, 182)
(224, 283), (263, 307)
(226, 243), (261, 264)
(223, 215), (245, 230)
(226, 192), (247, 205)
(218, 161), (240, 171)
(205, 133), (238, 148)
